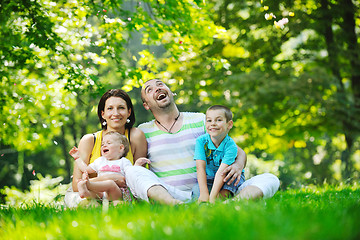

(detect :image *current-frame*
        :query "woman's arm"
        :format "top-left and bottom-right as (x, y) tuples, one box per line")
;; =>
(221, 146), (247, 186)
(71, 134), (95, 191)
(196, 160), (210, 203)
(209, 163), (229, 203)
(129, 127), (148, 162)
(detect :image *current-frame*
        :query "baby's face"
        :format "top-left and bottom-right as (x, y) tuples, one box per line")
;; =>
(101, 135), (123, 160)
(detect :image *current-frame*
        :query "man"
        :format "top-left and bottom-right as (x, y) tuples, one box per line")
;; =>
(125, 79), (280, 204)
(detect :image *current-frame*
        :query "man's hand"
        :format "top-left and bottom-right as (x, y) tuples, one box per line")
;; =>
(221, 163), (243, 186)
(134, 157), (151, 167)
(221, 146), (246, 186)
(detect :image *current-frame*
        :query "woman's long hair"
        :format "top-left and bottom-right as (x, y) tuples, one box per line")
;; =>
(97, 89), (135, 130)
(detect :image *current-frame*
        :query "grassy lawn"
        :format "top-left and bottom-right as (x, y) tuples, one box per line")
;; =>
(1, 185), (359, 240)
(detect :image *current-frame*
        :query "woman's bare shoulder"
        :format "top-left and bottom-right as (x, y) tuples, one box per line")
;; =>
(78, 132), (98, 146)
(129, 127), (145, 139)
(80, 133), (95, 141)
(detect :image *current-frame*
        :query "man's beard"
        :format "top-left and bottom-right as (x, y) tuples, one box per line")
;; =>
(158, 100), (172, 109)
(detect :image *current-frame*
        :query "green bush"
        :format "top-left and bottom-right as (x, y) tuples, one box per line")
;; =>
(1, 174), (69, 207)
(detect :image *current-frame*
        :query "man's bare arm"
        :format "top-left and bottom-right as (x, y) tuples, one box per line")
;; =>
(221, 146), (246, 186)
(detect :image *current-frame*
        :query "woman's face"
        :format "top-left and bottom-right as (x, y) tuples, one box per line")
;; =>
(101, 97), (131, 130)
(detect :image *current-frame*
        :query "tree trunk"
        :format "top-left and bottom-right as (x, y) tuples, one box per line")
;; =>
(340, 0), (360, 109)
(319, 0), (342, 83)
(319, 0), (359, 179)
(342, 134), (354, 180)
(60, 125), (72, 183)
(17, 151), (26, 189)
(339, 0), (360, 178)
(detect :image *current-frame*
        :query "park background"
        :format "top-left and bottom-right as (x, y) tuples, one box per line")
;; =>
(0, 0), (359, 204)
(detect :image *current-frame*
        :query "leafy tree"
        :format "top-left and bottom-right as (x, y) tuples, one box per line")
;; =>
(0, 0), (106, 188)
(155, 0), (360, 186)
(0, 0), (226, 191)
(1, 0), (359, 194)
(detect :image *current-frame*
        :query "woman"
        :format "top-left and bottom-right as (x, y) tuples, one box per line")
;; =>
(64, 89), (147, 207)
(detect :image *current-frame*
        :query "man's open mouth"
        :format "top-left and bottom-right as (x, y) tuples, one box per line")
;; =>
(103, 149), (109, 153)
(156, 92), (167, 100)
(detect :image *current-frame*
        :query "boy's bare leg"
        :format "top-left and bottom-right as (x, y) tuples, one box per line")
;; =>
(147, 185), (183, 205)
(86, 180), (123, 201)
(219, 189), (231, 199)
(234, 185), (263, 200)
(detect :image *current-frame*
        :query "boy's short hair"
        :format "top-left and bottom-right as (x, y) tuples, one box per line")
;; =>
(207, 105), (233, 122)
(103, 131), (130, 157)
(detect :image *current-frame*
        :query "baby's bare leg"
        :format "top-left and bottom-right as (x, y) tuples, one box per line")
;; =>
(86, 180), (123, 201)
(78, 180), (99, 199)
(82, 171), (89, 181)
(89, 174), (126, 188)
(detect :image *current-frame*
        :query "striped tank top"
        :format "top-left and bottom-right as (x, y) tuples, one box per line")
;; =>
(138, 112), (206, 192)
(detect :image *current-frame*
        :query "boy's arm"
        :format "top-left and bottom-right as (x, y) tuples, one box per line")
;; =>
(222, 146), (246, 186)
(209, 163), (229, 203)
(196, 160), (210, 203)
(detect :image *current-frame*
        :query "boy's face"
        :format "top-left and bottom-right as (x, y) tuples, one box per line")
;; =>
(205, 109), (233, 139)
(101, 135), (124, 160)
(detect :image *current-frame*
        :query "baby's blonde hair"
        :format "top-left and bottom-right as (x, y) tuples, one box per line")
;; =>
(103, 131), (129, 157)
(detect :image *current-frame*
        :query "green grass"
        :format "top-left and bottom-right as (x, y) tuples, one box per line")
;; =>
(1, 185), (360, 240)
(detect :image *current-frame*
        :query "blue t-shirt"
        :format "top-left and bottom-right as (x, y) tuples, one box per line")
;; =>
(194, 133), (238, 178)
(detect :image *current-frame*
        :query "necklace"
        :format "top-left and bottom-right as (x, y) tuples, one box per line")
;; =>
(156, 112), (181, 133)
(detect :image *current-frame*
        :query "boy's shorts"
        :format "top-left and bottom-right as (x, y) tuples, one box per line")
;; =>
(192, 172), (245, 199)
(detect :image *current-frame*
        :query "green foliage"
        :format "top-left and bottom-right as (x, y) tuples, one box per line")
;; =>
(1, 0), (360, 192)
(1, 174), (69, 207)
(0, 0), (223, 150)
(1, 185), (360, 239)
(0, 0), (103, 152)
(158, 0), (360, 185)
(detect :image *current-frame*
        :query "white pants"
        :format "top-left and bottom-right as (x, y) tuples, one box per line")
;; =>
(125, 166), (192, 202)
(236, 173), (280, 199)
(125, 166), (280, 201)
(64, 186), (83, 208)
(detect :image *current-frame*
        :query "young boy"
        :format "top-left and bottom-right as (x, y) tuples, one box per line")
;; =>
(193, 105), (245, 203)
(69, 131), (150, 203)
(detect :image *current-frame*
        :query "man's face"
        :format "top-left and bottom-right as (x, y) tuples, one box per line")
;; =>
(141, 79), (174, 111)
